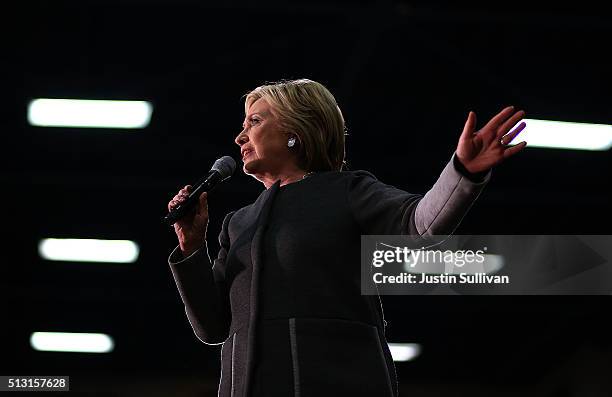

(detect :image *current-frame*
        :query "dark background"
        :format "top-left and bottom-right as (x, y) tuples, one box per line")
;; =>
(1, 1), (611, 395)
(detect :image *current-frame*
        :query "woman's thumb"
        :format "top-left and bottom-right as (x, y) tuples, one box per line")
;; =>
(459, 111), (476, 141)
(197, 192), (208, 214)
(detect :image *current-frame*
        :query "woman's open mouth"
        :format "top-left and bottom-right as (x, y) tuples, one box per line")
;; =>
(242, 149), (253, 161)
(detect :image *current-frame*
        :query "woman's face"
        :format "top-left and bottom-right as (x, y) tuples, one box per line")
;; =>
(235, 98), (296, 177)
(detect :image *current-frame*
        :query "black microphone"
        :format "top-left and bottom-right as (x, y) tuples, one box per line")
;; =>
(163, 156), (236, 226)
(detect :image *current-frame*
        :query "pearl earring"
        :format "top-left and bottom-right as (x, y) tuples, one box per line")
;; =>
(287, 136), (296, 148)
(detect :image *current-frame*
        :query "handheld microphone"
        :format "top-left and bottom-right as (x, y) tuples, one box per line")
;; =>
(163, 156), (236, 226)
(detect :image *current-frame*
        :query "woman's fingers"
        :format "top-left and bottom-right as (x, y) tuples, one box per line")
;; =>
(497, 110), (526, 139)
(168, 198), (183, 211)
(503, 141), (527, 159)
(456, 106), (527, 169)
(500, 121), (527, 145)
(168, 185), (194, 211)
(483, 106), (515, 134)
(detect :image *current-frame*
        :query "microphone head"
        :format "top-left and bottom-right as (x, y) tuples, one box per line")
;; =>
(211, 156), (237, 180)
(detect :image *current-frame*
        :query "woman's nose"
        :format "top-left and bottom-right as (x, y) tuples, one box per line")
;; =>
(235, 130), (248, 146)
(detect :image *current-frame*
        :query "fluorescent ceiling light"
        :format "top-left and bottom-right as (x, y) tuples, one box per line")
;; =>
(512, 119), (612, 151)
(30, 332), (114, 353)
(28, 98), (152, 128)
(38, 238), (139, 263)
(404, 252), (504, 275)
(388, 343), (421, 362)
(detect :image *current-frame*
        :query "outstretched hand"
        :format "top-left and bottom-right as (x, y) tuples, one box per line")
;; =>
(456, 106), (527, 174)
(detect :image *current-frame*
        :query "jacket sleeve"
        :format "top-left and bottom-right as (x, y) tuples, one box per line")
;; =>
(413, 152), (490, 235)
(347, 153), (490, 236)
(167, 211), (235, 345)
(346, 169), (423, 235)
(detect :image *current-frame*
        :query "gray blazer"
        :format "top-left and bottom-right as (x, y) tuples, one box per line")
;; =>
(168, 153), (490, 397)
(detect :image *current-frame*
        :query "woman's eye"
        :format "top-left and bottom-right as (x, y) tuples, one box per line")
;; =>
(250, 118), (260, 125)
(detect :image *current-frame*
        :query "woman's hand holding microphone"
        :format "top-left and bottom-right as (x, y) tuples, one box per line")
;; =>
(168, 185), (209, 258)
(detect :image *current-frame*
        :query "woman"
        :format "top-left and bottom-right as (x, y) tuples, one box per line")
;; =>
(167, 79), (526, 397)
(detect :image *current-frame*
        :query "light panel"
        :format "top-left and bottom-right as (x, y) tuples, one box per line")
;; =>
(28, 98), (152, 129)
(404, 252), (504, 275)
(30, 332), (114, 353)
(388, 343), (421, 362)
(38, 238), (139, 263)
(513, 119), (612, 151)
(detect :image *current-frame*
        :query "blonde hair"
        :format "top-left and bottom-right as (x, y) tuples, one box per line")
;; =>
(244, 79), (346, 172)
